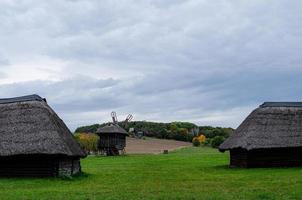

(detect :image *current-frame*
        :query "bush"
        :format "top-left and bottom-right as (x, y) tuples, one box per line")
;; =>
(74, 133), (99, 154)
(204, 138), (211, 146)
(211, 136), (225, 148)
(192, 134), (206, 147)
(192, 138), (201, 147)
(197, 134), (206, 143)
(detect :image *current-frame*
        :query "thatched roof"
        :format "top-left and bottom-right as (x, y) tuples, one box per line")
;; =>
(0, 94), (46, 104)
(260, 102), (302, 108)
(0, 95), (86, 157)
(219, 102), (302, 152)
(96, 123), (128, 135)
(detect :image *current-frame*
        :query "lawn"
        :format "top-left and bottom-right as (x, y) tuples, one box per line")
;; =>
(0, 147), (301, 200)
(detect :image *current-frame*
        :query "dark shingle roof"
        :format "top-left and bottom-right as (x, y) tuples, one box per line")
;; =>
(219, 103), (302, 151)
(96, 124), (128, 135)
(0, 95), (86, 157)
(260, 102), (302, 108)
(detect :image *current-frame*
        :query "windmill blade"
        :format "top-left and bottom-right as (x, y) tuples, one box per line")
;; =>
(111, 111), (118, 124)
(125, 114), (133, 122)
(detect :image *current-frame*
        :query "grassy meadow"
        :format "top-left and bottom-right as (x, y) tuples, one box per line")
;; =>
(0, 147), (301, 200)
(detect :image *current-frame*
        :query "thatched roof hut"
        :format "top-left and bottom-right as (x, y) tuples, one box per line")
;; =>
(219, 102), (302, 168)
(97, 124), (128, 135)
(96, 123), (128, 156)
(0, 94), (86, 177)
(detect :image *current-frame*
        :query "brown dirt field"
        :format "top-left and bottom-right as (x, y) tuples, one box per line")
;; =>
(125, 137), (192, 154)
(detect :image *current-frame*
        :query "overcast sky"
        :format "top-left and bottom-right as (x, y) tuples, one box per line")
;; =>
(1, 0), (302, 130)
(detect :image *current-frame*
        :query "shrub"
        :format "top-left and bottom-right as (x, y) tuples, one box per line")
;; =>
(211, 136), (225, 148)
(74, 133), (99, 154)
(192, 134), (206, 146)
(204, 138), (211, 146)
(192, 138), (201, 147)
(197, 134), (206, 143)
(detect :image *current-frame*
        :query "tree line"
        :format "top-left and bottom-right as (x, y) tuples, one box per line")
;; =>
(75, 121), (234, 148)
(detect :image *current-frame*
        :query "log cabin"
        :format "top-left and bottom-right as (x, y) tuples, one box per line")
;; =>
(219, 102), (302, 168)
(0, 95), (86, 177)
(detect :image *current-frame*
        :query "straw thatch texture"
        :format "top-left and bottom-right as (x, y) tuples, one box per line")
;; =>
(0, 95), (86, 157)
(96, 123), (128, 135)
(220, 104), (302, 151)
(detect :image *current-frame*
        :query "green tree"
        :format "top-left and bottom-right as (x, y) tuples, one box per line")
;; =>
(211, 136), (225, 148)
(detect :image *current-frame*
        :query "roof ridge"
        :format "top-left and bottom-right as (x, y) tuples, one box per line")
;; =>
(260, 102), (302, 108)
(96, 123), (128, 135)
(0, 94), (45, 104)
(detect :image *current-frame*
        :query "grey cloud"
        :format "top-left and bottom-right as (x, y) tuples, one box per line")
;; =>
(0, 76), (120, 111)
(0, 0), (302, 130)
(0, 58), (9, 78)
(0, 67), (301, 130)
(0, 72), (6, 79)
(0, 59), (9, 66)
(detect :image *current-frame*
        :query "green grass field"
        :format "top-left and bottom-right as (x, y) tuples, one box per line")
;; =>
(0, 147), (301, 200)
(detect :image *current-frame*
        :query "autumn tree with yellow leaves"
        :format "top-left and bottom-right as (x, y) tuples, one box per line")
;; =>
(74, 133), (99, 154)
(192, 134), (206, 146)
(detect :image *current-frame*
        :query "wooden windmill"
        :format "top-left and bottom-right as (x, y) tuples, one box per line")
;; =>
(96, 112), (133, 156)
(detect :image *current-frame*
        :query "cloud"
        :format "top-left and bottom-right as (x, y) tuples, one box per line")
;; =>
(0, 0), (302, 130)
(0, 76), (119, 110)
(0, 72), (6, 79)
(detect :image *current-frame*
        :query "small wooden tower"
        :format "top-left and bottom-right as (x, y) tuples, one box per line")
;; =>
(96, 112), (133, 156)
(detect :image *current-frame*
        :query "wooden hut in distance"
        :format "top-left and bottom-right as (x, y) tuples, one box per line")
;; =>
(96, 112), (132, 156)
(0, 95), (86, 177)
(219, 102), (302, 168)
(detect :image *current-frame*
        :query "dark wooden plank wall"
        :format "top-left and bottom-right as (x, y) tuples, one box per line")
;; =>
(248, 148), (301, 167)
(0, 156), (56, 177)
(230, 149), (248, 167)
(230, 148), (302, 168)
(99, 133), (126, 150)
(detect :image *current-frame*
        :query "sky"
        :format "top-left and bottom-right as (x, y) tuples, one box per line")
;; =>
(0, 0), (302, 131)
